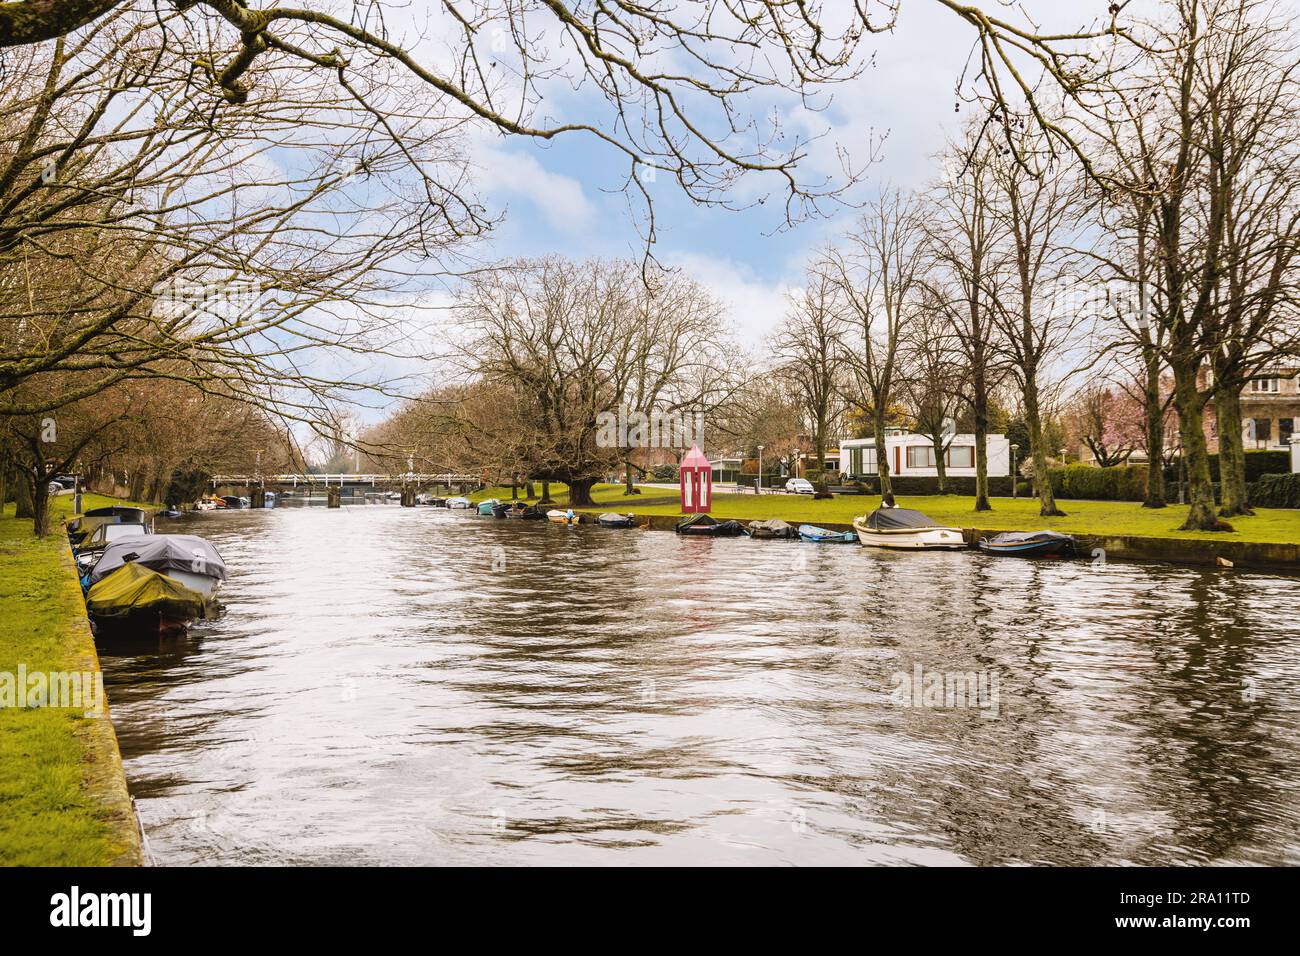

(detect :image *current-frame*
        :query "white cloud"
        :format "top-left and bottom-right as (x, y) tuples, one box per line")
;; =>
(473, 144), (598, 234)
(665, 251), (796, 351)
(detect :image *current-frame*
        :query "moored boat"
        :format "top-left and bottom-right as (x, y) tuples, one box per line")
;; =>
(747, 519), (799, 540)
(978, 530), (1075, 559)
(86, 562), (209, 635)
(675, 514), (746, 537)
(596, 513), (637, 528)
(798, 524), (856, 543)
(477, 498), (501, 516)
(87, 534), (227, 599)
(67, 506), (148, 547)
(853, 507), (966, 550)
(74, 521), (151, 577)
(547, 509), (582, 525)
(445, 497), (472, 509)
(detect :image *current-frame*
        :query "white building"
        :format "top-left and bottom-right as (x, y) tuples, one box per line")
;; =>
(839, 432), (1011, 479)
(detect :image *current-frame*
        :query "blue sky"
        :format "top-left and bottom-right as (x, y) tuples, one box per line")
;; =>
(456, 1), (982, 346)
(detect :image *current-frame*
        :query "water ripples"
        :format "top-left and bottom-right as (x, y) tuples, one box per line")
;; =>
(99, 506), (1300, 865)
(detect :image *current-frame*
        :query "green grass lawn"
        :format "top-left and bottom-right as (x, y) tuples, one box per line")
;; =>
(471, 483), (1300, 545)
(0, 492), (145, 865)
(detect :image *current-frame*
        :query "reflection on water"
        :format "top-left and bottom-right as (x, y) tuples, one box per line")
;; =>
(99, 506), (1300, 865)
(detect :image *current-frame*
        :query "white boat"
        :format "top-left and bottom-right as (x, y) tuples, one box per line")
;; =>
(853, 507), (966, 550)
(87, 535), (228, 600)
(547, 509), (580, 525)
(445, 496), (472, 509)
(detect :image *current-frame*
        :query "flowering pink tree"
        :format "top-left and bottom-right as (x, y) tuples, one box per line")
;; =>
(1065, 383), (1149, 467)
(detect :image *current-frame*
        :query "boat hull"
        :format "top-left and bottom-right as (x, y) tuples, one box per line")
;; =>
(978, 538), (1074, 559)
(853, 521), (967, 550)
(164, 569), (222, 598)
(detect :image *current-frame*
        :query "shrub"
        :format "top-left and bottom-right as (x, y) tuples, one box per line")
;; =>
(1047, 464), (1148, 501)
(652, 464), (679, 481)
(854, 474), (1017, 496)
(1173, 449), (1291, 483)
(1251, 473), (1300, 508)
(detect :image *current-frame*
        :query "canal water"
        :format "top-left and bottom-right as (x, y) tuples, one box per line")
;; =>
(99, 506), (1300, 865)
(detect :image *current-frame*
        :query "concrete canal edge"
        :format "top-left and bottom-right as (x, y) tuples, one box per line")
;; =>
(614, 513), (1300, 573)
(58, 534), (145, 867)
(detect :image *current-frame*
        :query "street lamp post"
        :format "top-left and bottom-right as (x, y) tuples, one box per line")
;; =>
(1010, 443), (1019, 499)
(757, 444), (764, 495)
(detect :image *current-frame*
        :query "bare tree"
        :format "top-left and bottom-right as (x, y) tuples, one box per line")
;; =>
(450, 258), (731, 507)
(928, 123), (1006, 511)
(1078, 0), (1300, 530)
(986, 125), (1089, 516)
(823, 189), (929, 506)
(899, 296), (967, 493)
(773, 270), (846, 495)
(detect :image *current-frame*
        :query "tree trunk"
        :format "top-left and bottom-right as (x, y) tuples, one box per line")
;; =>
(931, 433), (947, 493)
(973, 366), (991, 511)
(568, 478), (597, 507)
(1214, 387), (1253, 517)
(874, 412), (895, 507)
(539, 481), (553, 504)
(622, 458), (641, 495)
(129, 470), (146, 503)
(1024, 376), (1065, 516)
(1173, 365), (1230, 531)
(29, 473), (50, 538)
(14, 470), (34, 519)
(1142, 353), (1167, 508)
(525, 481), (535, 499)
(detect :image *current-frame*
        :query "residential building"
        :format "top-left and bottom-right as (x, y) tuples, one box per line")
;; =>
(1235, 367), (1300, 451)
(840, 431), (1011, 479)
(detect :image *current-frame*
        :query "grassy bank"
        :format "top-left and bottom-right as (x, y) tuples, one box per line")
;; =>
(470, 483), (1300, 545)
(0, 493), (144, 866)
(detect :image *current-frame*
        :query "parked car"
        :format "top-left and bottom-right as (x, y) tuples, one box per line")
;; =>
(785, 478), (815, 495)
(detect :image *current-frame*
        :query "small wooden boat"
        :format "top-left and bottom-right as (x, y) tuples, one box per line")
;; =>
(675, 514), (746, 537)
(798, 524), (856, 543)
(518, 505), (547, 520)
(853, 507), (966, 550)
(978, 530), (1075, 559)
(596, 513), (636, 528)
(547, 509), (582, 525)
(500, 502), (529, 518)
(747, 519), (799, 540)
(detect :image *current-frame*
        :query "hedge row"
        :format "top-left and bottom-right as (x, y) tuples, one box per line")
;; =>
(1047, 464), (1149, 502)
(1251, 473), (1300, 508)
(851, 475), (1018, 497)
(1197, 449), (1291, 482)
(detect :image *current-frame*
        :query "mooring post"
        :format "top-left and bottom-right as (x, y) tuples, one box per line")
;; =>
(327, 487), (341, 509)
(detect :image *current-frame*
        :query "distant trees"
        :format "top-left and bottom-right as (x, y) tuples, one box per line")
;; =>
(440, 258), (731, 506)
(773, 271), (846, 495)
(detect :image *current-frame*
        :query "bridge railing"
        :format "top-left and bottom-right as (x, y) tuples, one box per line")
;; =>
(210, 474), (482, 487)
